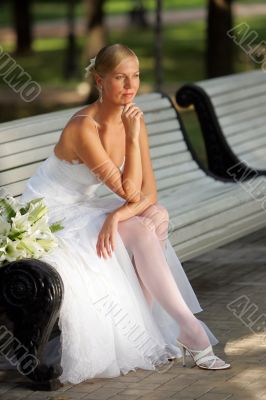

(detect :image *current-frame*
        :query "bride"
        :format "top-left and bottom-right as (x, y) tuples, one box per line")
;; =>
(21, 43), (230, 384)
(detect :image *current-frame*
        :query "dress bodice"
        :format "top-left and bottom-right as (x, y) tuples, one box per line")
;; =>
(22, 152), (125, 206)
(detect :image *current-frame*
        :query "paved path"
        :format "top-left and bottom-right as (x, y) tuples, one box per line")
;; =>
(1, 3), (266, 43)
(1, 226), (266, 399)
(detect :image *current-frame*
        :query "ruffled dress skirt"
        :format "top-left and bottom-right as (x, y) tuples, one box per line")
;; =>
(1, 153), (218, 384)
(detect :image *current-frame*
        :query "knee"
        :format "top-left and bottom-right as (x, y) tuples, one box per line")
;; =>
(134, 216), (157, 245)
(143, 202), (169, 225)
(149, 203), (170, 241)
(153, 202), (169, 224)
(147, 203), (169, 235)
(118, 216), (157, 247)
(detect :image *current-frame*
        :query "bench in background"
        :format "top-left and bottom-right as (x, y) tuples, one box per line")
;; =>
(1, 92), (266, 389)
(176, 70), (266, 182)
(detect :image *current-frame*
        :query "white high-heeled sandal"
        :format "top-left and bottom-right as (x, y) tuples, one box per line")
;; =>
(176, 339), (231, 370)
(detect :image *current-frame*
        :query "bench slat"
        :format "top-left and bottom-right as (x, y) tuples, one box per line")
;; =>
(219, 103), (266, 128)
(170, 196), (265, 246)
(214, 93), (266, 119)
(227, 125), (265, 144)
(197, 70), (264, 96)
(174, 211), (266, 261)
(1, 145), (54, 171)
(0, 96), (171, 143)
(222, 114), (266, 136)
(212, 81), (266, 107)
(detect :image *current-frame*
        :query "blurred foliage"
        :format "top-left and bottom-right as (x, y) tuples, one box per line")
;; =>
(0, 0), (205, 27)
(0, 0), (265, 26)
(0, 1), (266, 160)
(1, 15), (265, 89)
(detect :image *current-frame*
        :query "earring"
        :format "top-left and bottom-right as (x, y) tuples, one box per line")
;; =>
(98, 86), (103, 103)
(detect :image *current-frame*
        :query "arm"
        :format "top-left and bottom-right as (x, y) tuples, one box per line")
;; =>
(96, 116), (158, 258)
(123, 135), (142, 202)
(114, 117), (158, 221)
(73, 116), (142, 202)
(111, 192), (157, 222)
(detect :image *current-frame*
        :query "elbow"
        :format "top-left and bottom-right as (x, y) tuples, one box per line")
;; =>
(123, 181), (141, 202)
(144, 192), (158, 205)
(150, 195), (158, 205)
(125, 191), (141, 203)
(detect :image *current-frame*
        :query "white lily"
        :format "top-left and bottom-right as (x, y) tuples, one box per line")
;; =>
(36, 238), (58, 252)
(30, 215), (50, 239)
(27, 199), (48, 224)
(10, 211), (32, 239)
(18, 237), (44, 257)
(0, 194), (63, 266)
(4, 238), (27, 262)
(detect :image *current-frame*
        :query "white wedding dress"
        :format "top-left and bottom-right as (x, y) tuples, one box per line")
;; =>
(17, 152), (218, 384)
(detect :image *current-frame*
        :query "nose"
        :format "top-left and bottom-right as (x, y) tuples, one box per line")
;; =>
(124, 78), (132, 89)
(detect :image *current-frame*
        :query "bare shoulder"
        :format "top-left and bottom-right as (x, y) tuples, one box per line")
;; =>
(54, 105), (99, 160)
(65, 105), (98, 132)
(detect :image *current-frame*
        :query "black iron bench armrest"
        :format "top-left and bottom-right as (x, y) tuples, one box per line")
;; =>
(0, 259), (64, 390)
(176, 84), (259, 182)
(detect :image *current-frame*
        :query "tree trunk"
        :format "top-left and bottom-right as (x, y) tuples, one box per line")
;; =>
(64, 0), (78, 79)
(82, 0), (106, 103)
(12, 0), (33, 55)
(82, 0), (106, 65)
(206, 0), (234, 78)
(155, 0), (163, 91)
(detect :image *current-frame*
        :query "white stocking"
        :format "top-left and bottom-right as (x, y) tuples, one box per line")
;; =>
(117, 203), (225, 366)
(130, 202), (169, 307)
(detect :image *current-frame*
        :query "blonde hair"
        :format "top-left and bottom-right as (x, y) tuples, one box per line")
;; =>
(85, 44), (138, 78)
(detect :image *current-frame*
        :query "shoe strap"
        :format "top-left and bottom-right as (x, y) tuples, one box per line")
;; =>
(193, 345), (213, 362)
(197, 355), (219, 368)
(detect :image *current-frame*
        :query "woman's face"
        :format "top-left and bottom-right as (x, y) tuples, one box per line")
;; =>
(100, 56), (140, 105)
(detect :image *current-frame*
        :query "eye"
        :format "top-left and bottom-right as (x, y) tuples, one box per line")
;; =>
(135, 73), (140, 78)
(115, 75), (124, 80)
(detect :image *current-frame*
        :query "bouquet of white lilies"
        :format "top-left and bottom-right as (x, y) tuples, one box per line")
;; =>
(0, 189), (63, 266)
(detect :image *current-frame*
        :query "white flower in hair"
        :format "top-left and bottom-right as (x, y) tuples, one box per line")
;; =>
(84, 57), (96, 78)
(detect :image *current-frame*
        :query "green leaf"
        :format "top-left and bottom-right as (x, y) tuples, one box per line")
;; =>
(49, 220), (64, 233)
(0, 198), (16, 221)
(20, 197), (44, 215)
(8, 230), (26, 241)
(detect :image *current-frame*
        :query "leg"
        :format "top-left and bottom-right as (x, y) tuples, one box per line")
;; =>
(138, 201), (169, 254)
(131, 202), (169, 307)
(117, 215), (226, 368)
(131, 255), (153, 307)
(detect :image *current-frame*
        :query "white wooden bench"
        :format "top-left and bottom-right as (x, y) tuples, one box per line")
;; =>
(176, 69), (266, 181)
(1, 92), (266, 389)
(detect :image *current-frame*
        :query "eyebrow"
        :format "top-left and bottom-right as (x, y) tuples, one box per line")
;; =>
(114, 71), (140, 75)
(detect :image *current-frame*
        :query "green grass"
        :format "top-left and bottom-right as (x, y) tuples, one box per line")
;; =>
(0, 1), (265, 27)
(104, 0), (205, 14)
(0, 0), (205, 27)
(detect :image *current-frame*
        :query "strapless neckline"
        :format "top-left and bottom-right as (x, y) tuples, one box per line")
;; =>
(52, 152), (125, 171)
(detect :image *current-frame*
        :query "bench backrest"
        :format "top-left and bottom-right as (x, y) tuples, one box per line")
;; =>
(0, 93), (206, 200)
(196, 69), (266, 170)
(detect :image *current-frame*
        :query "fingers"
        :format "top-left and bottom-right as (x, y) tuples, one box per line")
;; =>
(96, 234), (114, 259)
(122, 103), (143, 118)
(122, 102), (135, 113)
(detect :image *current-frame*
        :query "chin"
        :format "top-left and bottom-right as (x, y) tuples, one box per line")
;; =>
(121, 97), (136, 105)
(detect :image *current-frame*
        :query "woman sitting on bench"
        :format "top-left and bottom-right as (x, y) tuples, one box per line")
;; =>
(21, 43), (230, 385)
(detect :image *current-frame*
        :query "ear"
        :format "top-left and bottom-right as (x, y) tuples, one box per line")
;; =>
(94, 73), (103, 88)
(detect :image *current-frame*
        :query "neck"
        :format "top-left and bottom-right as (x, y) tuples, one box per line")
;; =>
(96, 98), (124, 126)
